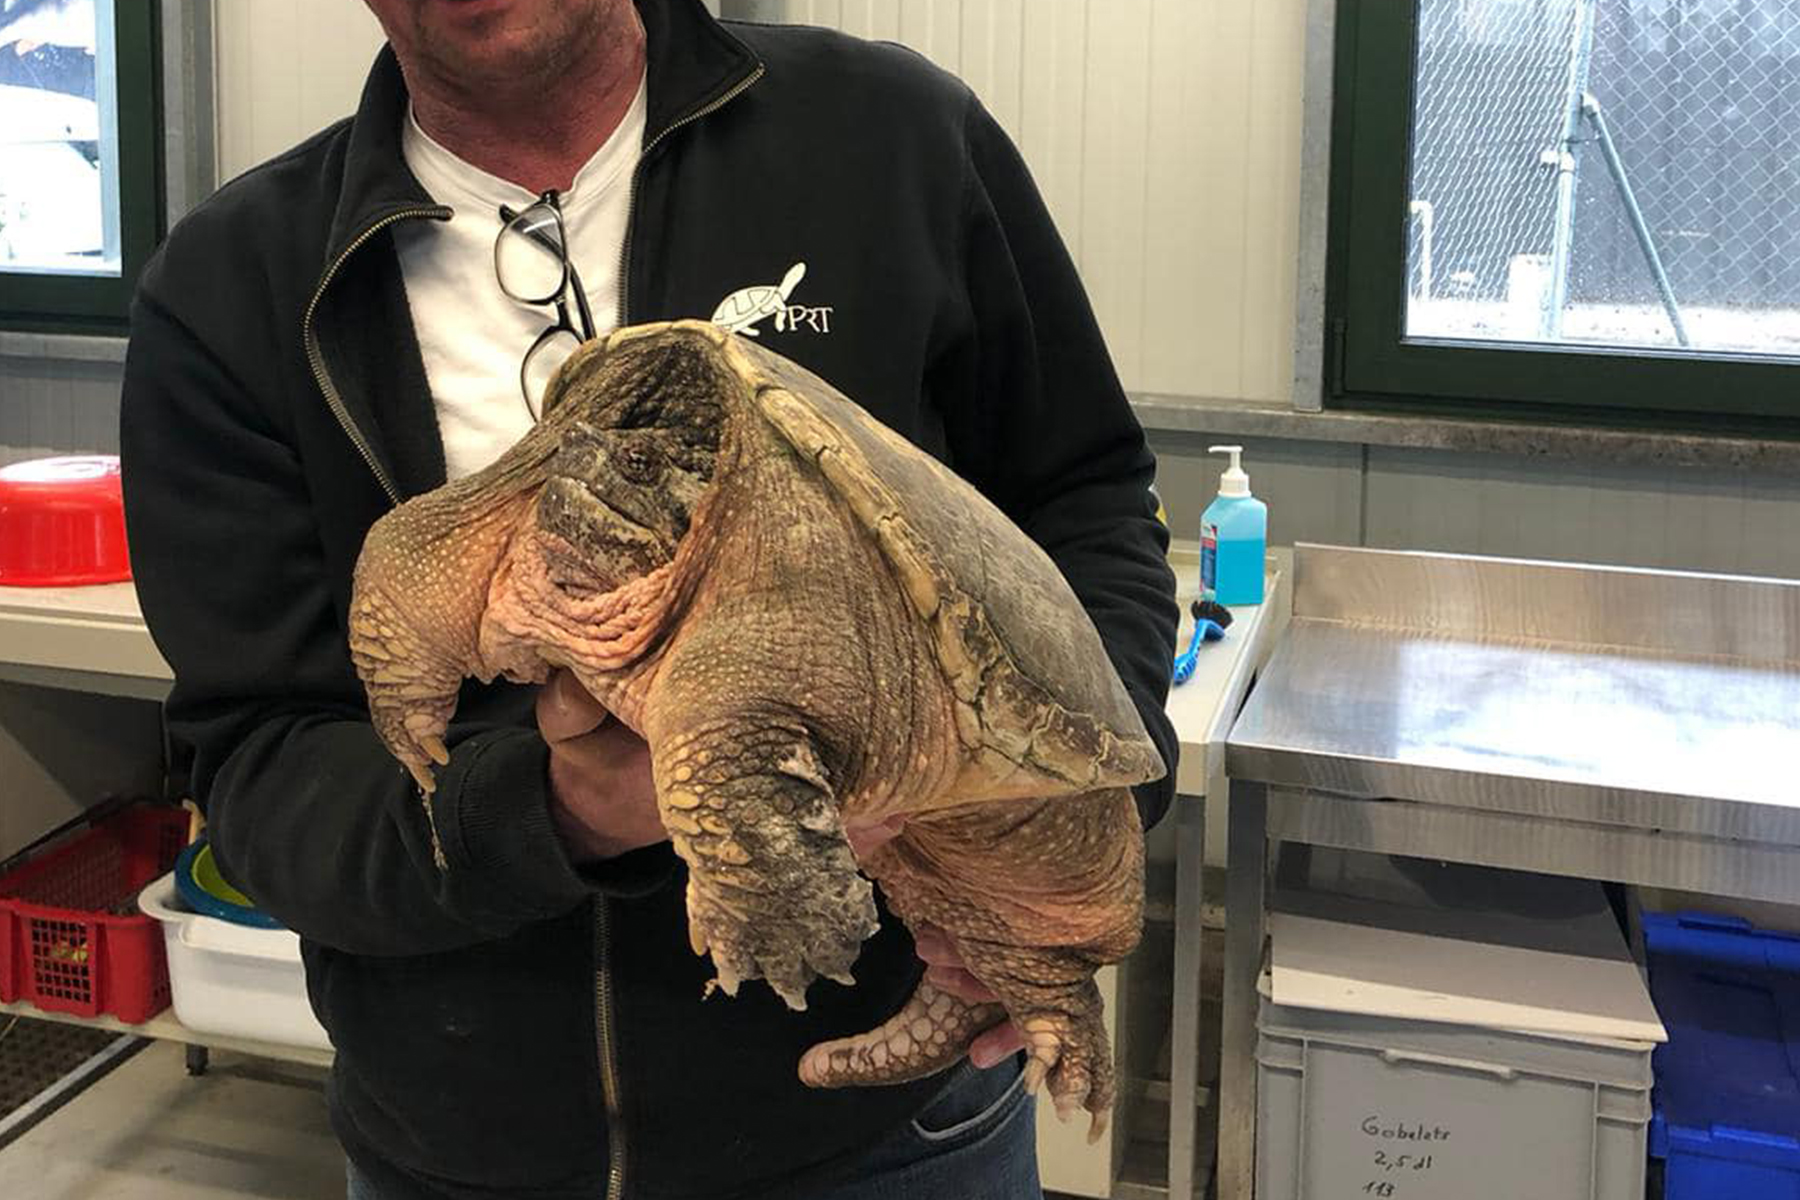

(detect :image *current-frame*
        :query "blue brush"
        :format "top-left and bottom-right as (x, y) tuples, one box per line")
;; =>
(1172, 618), (1226, 685)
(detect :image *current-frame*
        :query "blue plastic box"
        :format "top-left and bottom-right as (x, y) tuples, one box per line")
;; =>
(1644, 912), (1800, 1200)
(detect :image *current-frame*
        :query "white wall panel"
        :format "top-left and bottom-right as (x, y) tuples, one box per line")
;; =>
(1238, 0), (1307, 401)
(840, 0), (902, 41)
(1144, 0), (1234, 397)
(214, 0), (386, 182)
(1017, 3), (1090, 266)
(961, 0), (1025, 133)
(793, 0), (843, 27)
(772, 0), (1309, 401)
(1078, 0), (1153, 385)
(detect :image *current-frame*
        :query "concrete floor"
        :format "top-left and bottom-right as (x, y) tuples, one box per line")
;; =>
(0, 1041), (343, 1199)
(0, 1039), (1157, 1199)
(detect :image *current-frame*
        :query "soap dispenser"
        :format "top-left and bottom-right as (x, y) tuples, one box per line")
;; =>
(1200, 445), (1267, 606)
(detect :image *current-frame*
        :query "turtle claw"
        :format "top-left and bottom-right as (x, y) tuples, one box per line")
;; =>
(1013, 1009), (1112, 1144)
(1022, 1056), (1049, 1095)
(404, 759), (438, 796)
(685, 875), (875, 1013)
(396, 729), (448, 799)
(419, 733), (450, 767)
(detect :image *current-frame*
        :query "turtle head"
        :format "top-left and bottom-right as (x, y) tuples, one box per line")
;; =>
(533, 324), (731, 592)
(538, 423), (713, 588)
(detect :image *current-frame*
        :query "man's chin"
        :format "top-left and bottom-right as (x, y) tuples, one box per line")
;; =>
(414, 0), (600, 88)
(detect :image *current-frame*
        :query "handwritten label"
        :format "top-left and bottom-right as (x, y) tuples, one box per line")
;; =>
(1373, 1152), (1435, 1172)
(1361, 1115), (1452, 1142)
(1357, 1115), (1447, 1195)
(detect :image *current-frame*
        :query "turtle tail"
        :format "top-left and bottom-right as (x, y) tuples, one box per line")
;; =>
(796, 980), (1003, 1089)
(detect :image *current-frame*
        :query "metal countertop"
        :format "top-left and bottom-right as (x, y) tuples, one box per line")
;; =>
(1225, 545), (1800, 844)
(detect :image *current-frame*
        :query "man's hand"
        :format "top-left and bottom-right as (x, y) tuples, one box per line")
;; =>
(536, 669), (666, 864)
(846, 821), (1027, 1070)
(913, 924), (1028, 1068)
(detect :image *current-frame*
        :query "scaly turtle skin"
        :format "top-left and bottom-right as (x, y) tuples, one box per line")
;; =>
(348, 319), (1164, 1137)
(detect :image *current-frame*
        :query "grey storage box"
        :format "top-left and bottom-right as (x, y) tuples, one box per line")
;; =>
(1257, 986), (1654, 1200)
(1254, 868), (1663, 1200)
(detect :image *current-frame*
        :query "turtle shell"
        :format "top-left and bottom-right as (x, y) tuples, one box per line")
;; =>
(702, 324), (1167, 805)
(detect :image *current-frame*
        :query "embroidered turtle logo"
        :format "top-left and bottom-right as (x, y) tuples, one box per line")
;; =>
(711, 262), (807, 337)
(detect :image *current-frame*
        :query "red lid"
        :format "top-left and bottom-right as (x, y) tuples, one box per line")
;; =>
(0, 455), (132, 586)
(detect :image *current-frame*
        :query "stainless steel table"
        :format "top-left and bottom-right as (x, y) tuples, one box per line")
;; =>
(1214, 544), (1800, 1200)
(1160, 560), (1287, 1200)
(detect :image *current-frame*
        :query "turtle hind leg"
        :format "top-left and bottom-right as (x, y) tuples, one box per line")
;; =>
(968, 946), (1117, 1143)
(794, 943), (1118, 1144)
(797, 981), (1005, 1089)
(839, 788), (1145, 1142)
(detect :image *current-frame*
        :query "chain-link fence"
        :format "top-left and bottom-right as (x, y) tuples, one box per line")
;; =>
(1408, 0), (1585, 326)
(1406, 0), (1800, 356)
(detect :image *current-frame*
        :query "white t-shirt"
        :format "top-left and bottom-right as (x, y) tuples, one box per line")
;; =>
(394, 74), (648, 481)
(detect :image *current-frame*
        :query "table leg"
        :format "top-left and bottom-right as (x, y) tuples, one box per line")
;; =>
(1217, 779), (1269, 1200)
(1168, 796), (1206, 1199)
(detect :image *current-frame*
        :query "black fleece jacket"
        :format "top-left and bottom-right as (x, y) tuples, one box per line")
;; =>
(118, 3), (1179, 1196)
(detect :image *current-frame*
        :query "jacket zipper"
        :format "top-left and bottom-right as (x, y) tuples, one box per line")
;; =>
(588, 63), (767, 1200)
(615, 65), (766, 323)
(594, 898), (626, 1200)
(302, 205), (451, 506)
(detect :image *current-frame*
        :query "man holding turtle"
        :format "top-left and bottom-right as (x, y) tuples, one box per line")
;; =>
(118, 1), (1179, 1197)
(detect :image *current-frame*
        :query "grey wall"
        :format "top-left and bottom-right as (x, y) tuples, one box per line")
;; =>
(0, 348), (126, 464)
(1151, 431), (1800, 581)
(0, 681), (166, 861)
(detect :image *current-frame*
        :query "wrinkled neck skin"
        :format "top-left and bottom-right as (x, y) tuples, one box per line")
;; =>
(474, 427), (737, 734)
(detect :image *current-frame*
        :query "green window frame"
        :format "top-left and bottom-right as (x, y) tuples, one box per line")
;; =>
(1325, 0), (1799, 426)
(1, 0), (163, 335)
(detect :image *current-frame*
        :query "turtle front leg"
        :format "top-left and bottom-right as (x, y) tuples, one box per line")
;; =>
(349, 492), (540, 865)
(647, 714), (879, 1010)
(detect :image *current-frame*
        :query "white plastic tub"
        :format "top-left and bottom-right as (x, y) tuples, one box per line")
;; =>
(138, 871), (331, 1050)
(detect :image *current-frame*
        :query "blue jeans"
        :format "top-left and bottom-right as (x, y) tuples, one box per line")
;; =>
(346, 1057), (1041, 1199)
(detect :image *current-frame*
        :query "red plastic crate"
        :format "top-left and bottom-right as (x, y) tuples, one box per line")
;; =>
(0, 804), (189, 1022)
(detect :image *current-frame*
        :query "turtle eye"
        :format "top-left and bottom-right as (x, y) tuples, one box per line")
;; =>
(612, 441), (665, 486)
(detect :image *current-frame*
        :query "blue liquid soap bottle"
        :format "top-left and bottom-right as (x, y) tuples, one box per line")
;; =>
(1199, 445), (1267, 606)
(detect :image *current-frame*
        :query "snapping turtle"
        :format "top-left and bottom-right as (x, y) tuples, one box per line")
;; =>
(348, 319), (1162, 1135)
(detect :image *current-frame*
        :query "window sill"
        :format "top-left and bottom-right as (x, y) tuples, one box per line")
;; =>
(1129, 393), (1800, 474)
(0, 331), (130, 366)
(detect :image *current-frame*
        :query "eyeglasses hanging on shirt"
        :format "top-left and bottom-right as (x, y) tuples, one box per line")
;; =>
(495, 190), (596, 421)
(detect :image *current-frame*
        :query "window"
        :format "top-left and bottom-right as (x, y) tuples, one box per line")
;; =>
(0, 0), (160, 334)
(1328, 0), (1800, 422)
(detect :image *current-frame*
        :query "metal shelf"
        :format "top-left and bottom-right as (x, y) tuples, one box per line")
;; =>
(0, 1000), (333, 1071)
(0, 583), (170, 700)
